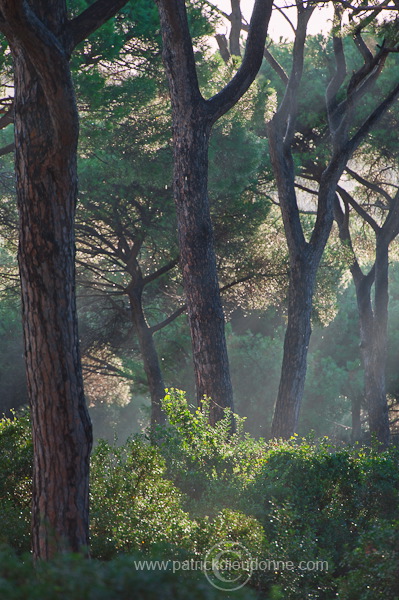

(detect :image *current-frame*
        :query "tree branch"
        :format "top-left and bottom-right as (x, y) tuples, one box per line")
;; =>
(0, 105), (13, 130)
(229, 0), (242, 57)
(333, 193), (366, 284)
(346, 79), (399, 158)
(276, 4), (315, 143)
(68, 0), (130, 52)
(380, 189), (399, 245)
(337, 185), (380, 233)
(353, 29), (373, 63)
(143, 257), (179, 286)
(345, 166), (393, 206)
(0, 142), (14, 157)
(326, 7), (347, 137)
(215, 33), (230, 63)
(150, 304), (186, 334)
(263, 47), (288, 84)
(206, 0), (273, 121)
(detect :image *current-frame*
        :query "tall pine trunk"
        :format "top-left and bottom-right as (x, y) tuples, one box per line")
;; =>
(271, 255), (315, 438)
(173, 114), (234, 425)
(355, 243), (390, 446)
(335, 185), (395, 447)
(265, 3), (399, 440)
(156, 0), (272, 424)
(0, 0), (131, 560)
(13, 47), (92, 558)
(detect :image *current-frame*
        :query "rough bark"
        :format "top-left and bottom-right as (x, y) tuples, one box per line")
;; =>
(13, 40), (91, 560)
(174, 115), (233, 425)
(155, 0), (272, 424)
(229, 0), (242, 57)
(268, 110), (343, 438)
(0, 0), (129, 559)
(368, 241), (390, 444)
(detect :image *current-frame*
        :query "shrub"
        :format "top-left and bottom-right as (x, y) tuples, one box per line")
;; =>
(89, 437), (194, 559)
(2, 403), (399, 599)
(0, 411), (32, 553)
(157, 388), (267, 515)
(338, 520), (399, 600)
(0, 545), (258, 600)
(246, 439), (399, 599)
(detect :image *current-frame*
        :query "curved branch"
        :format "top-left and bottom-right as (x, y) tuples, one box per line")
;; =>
(333, 193), (366, 284)
(0, 104), (13, 129)
(206, 0), (273, 121)
(345, 166), (393, 206)
(143, 257), (179, 286)
(275, 4), (315, 142)
(346, 79), (399, 157)
(68, 0), (130, 52)
(0, 142), (14, 157)
(337, 185), (380, 233)
(326, 7), (347, 136)
(263, 47), (288, 84)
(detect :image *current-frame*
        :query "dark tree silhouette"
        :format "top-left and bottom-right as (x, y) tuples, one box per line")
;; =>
(155, 0), (273, 425)
(334, 168), (399, 446)
(265, 3), (399, 439)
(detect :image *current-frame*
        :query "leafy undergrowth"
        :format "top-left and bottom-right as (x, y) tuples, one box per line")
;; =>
(1, 392), (399, 599)
(0, 546), (256, 600)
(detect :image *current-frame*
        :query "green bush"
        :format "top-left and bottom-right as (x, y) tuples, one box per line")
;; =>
(0, 411), (32, 553)
(246, 439), (399, 599)
(338, 520), (399, 600)
(157, 389), (267, 516)
(0, 545), (258, 599)
(1, 402), (399, 599)
(89, 437), (194, 559)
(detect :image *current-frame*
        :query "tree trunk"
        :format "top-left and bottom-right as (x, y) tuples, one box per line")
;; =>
(156, 0), (272, 426)
(0, 0), (131, 561)
(355, 243), (390, 446)
(370, 241), (390, 445)
(267, 110), (337, 440)
(128, 287), (166, 428)
(271, 255), (315, 438)
(173, 114), (234, 425)
(13, 48), (92, 558)
(229, 0), (242, 57)
(351, 395), (362, 443)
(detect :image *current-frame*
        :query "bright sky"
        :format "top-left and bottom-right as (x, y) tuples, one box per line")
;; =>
(214, 1), (333, 40)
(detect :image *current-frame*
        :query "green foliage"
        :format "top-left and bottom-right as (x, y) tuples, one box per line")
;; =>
(247, 439), (399, 598)
(89, 437), (193, 559)
(2, 409), (399, 598)
(0, 545), (256, 599)
(158, 389), (266, 514)
(0, 412), (32, 553)
(338, 520), (399, 600)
